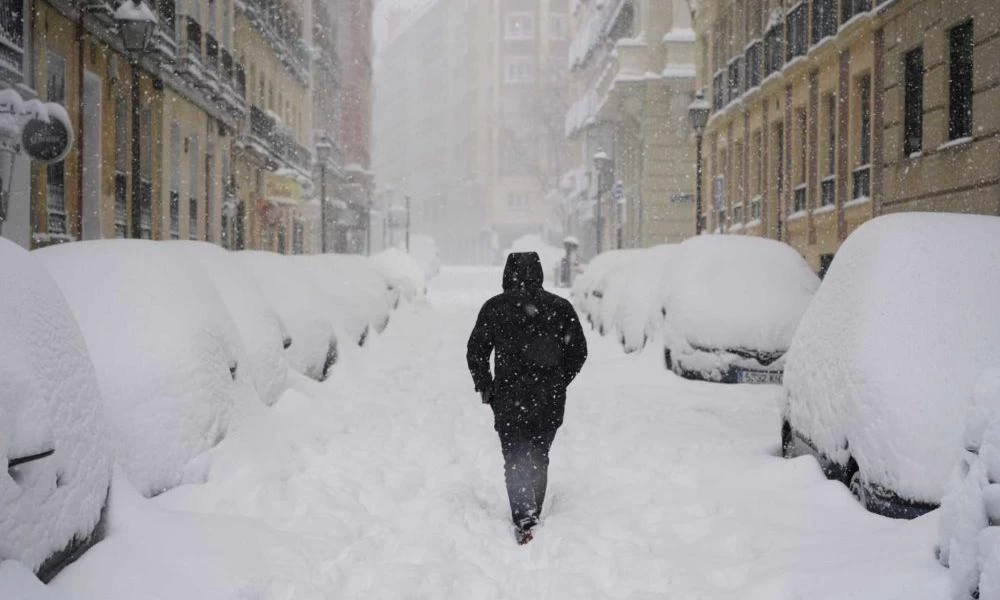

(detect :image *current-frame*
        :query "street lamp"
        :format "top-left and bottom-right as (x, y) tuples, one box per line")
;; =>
(688, 91), (711, 236)
(115, 0), (157, 240)
(316, 141), (332, 253)
(591, 150), (611, 254)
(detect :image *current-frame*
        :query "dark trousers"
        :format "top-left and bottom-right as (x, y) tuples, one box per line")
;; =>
(497, 428), (557, 529)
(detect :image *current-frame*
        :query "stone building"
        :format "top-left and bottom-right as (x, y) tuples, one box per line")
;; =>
(693, 0), (1000, 273)
(564, 0), (697, 258)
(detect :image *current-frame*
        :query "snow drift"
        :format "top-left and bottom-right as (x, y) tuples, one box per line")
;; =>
(36, 241), (256, 497)
(783, 213), (1000, 507)
(0, 239), (112, 576)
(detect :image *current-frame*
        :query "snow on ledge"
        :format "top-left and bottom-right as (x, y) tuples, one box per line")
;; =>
(662, 29), (696, 43)
(844, 196), (871, 210)
(937, 136), (973, 152)
(662, 65), (696, 78)
(814, 204), (836, 216)
(787, 210), (808, 222)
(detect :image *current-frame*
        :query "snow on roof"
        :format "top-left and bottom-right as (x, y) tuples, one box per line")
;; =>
(114, 0), (158, 22)
(784, 213), (1000, 504)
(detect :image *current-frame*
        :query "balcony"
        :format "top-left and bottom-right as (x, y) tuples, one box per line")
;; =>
(239, 0), (310, 82)
(568, 0), (634, 70)
(178, 16), (203, 82)
(249, 105), (311, 174)
(202, 33), (220, 96)
(0, 0), (24, 82)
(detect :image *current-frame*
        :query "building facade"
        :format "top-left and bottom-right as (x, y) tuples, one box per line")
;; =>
(694, 0), (1000, 273)
(373, 0), (573, 264)
(565, 0), (698, 258)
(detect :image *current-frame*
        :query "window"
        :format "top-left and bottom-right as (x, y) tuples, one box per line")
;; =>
(169, 122), (181, 239)
(811, 0), (837, 44)
(750, 196), (762, 220)
(764, 22), (783, 76)
(114, 98), (128, 238)
(548, 14), (567, 39)
(728, 57), (743, 100)
(205, 140), (215, 243)
(671, 193), (693, 204)
(0, 0), (24, 76)
(841, 0), (871, 24)
(786, 3), (808, 62)
(794, 108), (807, 212)
(948, 20), (973, 141)
(189, 134), (200, 240)
(903, 47), (924, 155)
(713, 70), (725, 110)
(505, 12), (534, 40)
(504, 57), (534, 83)
(745, 41), (761, 89)
(858, 74), (871, 166)
(854, 74), (871, 199)
(140, 108), (153, 239)
(292, 221), (304, 254)
(46, 51), (67, 236)
(713, 174), (725, 231)
(822, 94), (836, 206)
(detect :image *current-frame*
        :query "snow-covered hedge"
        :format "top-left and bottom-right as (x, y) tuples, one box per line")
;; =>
(938, 368), (1000, 600)
(783, 213), (1000, 509)
(0, 239), (112, 575)
(36, 241), (256, 497)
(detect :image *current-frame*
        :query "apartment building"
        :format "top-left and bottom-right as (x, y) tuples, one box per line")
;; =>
(565, 0), (697, 257)
(694, 0), (1000, 273)
(373, 0), (572, 264)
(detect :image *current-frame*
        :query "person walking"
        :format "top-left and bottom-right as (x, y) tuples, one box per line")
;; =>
(467, 252), (588, 544)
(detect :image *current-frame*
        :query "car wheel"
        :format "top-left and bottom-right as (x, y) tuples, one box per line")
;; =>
(780, 420), (794, 458)
(849, 471), (868, 509)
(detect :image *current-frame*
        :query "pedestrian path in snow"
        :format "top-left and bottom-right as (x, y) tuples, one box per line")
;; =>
(52, 267), (947, 600)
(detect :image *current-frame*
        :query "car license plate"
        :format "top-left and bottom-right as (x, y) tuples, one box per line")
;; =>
(737, 369), (783, 385)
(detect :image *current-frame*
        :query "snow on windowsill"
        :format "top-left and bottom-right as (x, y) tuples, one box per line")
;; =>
(787, 210), (807, 222)
(729, 223), (745, 232)
(745, 218), (762, 229)
(662, 65), (696, 78)
(662, 29), (696, 43)
(814, 204), (836, 216)
(844, 196), (871, 210)
(937, 136), (973, 152)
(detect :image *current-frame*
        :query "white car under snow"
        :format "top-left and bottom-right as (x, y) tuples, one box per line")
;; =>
(782, 213), (1000, 518)
(36, 241), (257, 498)
(663, 235), (819, 384)
(0, 239), (113, 581)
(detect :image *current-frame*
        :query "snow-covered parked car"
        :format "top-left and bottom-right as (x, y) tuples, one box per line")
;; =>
(36, 241), (256, 497)
(374, 247), (427, 303)
(611, 245), (676, 353)
(937, 369), (1000, 600)
(169, 242), (290, 407)
(0, 239), (113, 581)
(571, 250), (641, 332)
(294, 254), (392, 346)
(663, 235), (818, 384)
(782, 213), (1000, 518)
(237, 251), (340, 381)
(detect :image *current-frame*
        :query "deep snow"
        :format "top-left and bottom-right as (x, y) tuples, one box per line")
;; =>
(41, 268), (948, 599)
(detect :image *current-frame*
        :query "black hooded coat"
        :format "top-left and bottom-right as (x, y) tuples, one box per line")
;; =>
(467, 252), (588, 434)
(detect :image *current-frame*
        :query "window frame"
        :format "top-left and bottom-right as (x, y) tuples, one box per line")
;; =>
(504, 12), (535, 41)
(948, 20), (974, 141)
(903, 46), (924, 156)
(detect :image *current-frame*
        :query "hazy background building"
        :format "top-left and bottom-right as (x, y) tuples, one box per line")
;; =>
(373, 0), (572, 265)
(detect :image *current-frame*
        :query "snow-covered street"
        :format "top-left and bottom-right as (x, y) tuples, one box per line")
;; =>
(46, 267), (947, 600)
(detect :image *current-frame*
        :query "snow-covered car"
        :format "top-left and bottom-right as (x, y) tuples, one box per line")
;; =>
(294, 254), (392, 346)
(237, 251), (340, 381)
(0, 239), (113, 581)
(571, 250), (641, 331)
(36, 241), (256, 497)
(937, 368), (1000, 600)
(169, 242), (290, 407)
(374, 248), (427, 303)
(782, 213), (1000, 518)
(611, 245), (676, 353)
(662, 235), (818, 384)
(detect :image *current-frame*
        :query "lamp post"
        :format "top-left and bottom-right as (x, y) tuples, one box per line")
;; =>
(404, 194), (411, 253)
(688, 91), (711, 236)
(115, 0), (157, 240)
(316, 141), (331, 253)
(591, 150), (611, 255)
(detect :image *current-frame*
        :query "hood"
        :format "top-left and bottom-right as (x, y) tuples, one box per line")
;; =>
(503, 252), (544, 292)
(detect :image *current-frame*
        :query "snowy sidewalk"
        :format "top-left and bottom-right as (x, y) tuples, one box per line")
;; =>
(51, 267), (947, 600)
